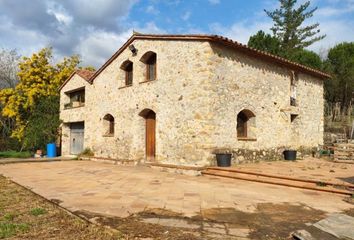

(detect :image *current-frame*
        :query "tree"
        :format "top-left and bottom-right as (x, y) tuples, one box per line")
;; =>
(23, 95), (61, 150)
(264, 0), (325, 56)
(324, 42), (354, 118)
(0, 49), (20, 150)
(248, 30), (282, 55)
(288, 49), (323, 69)
(0, 49), (20, 89)
(0, 48), (80, 146)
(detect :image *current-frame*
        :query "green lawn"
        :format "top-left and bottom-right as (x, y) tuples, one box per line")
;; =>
(0, 151), (32, 159)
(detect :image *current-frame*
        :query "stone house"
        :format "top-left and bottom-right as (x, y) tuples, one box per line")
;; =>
(59, 33), (330, 166)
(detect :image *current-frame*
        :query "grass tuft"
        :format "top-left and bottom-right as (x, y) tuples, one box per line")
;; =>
(29, 207), (47, 216)
(3, 213), (15, 221)
(0, 222), (29, 238)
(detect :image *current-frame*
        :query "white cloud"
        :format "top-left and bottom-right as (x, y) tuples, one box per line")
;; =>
(76, 30), (130, 67)
(0, 0), (140, 67)
(47, 2), (73, 26)
(209, 20), (272, 44)
(76, 22), (166, 67)
(0, 16), (48, 57)
(146, 5), (160, 15)
(317, 5), (354, 17)
(181, 11), (191, 21)
(309, 19), (354, 53)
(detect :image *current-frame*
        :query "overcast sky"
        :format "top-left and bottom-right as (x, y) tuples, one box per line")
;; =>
(0, 0), (353, 67)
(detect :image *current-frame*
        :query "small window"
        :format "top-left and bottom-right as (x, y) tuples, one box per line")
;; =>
(120, 60), (133, 86)
(237, 109), (256, 138)
(103, 114), (114, 136)
(290, 71), (298, 106)
(140, 51), (157, 81)
(290, 114), (298, 123)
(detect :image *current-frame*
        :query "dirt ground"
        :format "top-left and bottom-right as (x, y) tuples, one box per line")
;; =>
(1, 175), (353, 240)
(0, 176), (120, 240)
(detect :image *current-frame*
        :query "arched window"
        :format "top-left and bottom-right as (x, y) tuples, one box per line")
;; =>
(237, 109), (255, 138)
(120, 60), (133, 86)
(103, 114), (114, 136)
(140, 51), (156, 81)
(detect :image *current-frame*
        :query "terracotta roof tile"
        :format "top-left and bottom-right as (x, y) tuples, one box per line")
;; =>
(76, 69), (95, 81)
(58, 69), (95, 91)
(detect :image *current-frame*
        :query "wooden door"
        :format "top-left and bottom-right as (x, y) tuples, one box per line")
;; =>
(70, 122), (84, 154)
(145, 111), (156, 161)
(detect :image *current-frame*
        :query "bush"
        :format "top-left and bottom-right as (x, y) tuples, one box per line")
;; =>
(23, 96), (61, 151)
(29, 207), (47, 216)
(79, 148), (94, 157)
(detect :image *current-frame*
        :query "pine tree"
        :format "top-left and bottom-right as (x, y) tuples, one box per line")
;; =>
(265, 0), (325, 56)
(248, 30), (282, 56)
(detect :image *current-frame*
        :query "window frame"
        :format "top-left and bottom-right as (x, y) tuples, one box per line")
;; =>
(120, 60), (133, 87)
(103, 114), (115, 137)
(236, 109), (256, 141)
(64, 87), (85, 109)
(140, 51), (157, 82)
(146, 54), (156, 81)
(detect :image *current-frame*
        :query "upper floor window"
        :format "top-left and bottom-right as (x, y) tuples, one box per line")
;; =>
(290, 71), (298, 106)
(103, 114), (114, 136)
(64, 88), (85, 109)
(120, 60), (133, 86)
(140, 51), (157, 81)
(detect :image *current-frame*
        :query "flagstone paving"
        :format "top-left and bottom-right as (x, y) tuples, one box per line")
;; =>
(0, 160), (353, 239)
(0, 160), (351, 216)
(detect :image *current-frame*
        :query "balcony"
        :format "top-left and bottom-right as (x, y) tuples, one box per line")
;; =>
(64, 101), (85, 109)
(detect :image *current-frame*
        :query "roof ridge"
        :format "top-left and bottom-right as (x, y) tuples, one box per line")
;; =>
(87, 33), (330, 83)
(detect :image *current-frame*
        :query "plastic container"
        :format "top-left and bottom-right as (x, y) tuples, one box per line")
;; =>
(216, 153), (232, 167)
(283, 150), (297, 160)
(47, 143), (57, 158)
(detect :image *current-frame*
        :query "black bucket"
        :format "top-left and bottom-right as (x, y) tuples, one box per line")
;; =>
(216, 153), (232, 167)
(283, 150), (297, 160)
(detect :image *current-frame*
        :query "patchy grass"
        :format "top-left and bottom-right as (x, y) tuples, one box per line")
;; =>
(0, 151), (32, 159)
(29, 207), (47, 216)
(0, 222), (29, 238)
(0, 175), (121, 239)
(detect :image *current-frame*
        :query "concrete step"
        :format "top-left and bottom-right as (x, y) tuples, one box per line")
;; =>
(202, 168), (353, 196)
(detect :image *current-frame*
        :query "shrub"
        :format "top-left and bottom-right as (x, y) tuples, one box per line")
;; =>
(79, 148), (94, 157)
(29, 207), (47, 216)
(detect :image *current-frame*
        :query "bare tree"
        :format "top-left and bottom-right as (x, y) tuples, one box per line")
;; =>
(0, 49), (20, 89)
(0, 49), (20, 150)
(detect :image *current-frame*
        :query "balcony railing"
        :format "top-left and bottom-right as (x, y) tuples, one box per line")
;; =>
(64, 101), (85, 109)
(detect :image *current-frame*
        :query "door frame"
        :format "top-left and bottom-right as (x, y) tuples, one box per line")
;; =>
(69, 121), (85, 155)
(139, 109), (156, 161)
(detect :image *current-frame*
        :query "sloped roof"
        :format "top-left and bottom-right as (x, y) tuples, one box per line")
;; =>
(58, 69), (95, 91)
(87, 33), (330, 83)
(76, 69), (95, 80)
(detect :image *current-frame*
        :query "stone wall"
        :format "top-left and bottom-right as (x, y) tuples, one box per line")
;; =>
(59, 38), (324, 165)
(207, 43), (324, 163)
(78, 40), (215, 166)
(60, 74), (91, 155)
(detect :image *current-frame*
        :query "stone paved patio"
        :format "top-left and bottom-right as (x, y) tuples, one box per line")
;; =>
(0, 160), (351, 218)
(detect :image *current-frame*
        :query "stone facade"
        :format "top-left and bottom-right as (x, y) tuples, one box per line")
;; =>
(60, 34), (325, 166)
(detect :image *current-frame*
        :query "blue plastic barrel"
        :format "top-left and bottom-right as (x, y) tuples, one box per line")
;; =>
(47, 143), (57, 158)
